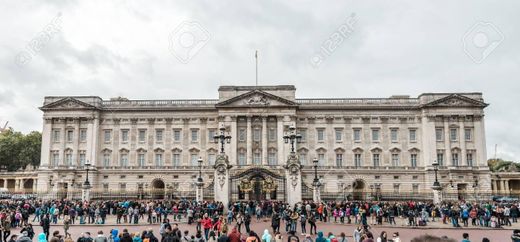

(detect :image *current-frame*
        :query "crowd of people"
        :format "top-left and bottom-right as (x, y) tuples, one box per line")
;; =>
(1, 198), (520, 242)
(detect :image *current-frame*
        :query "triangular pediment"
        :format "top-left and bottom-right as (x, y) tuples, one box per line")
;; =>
(422, 94), (488, 108)
(40, 97), (99, 111)
(216, 90), (297, 107)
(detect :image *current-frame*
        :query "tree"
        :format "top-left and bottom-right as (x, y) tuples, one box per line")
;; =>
(488, 158), (520, 172)
(0, 128), (41, 171)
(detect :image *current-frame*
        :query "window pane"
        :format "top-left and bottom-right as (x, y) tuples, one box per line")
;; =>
(409, 130), (416, 141)
(335, 130), (342, 141)
(465, 129), (472, 141)
(317, 129), (324, 141)
(353, 129), (361, 141)
(450, 129), (458, 141)
(372, 130), (379, 141)
(191, 130), (198, 142)
(173, 130), (181, 141)
(139, 130), (146, 142)
(436, 128), (443, 141)
(156, 130), (163, 142)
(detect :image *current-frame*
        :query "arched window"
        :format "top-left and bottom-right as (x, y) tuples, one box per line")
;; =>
(353, 148), (363, 167)
(371, 148), (382, 167)
(390, 148), (401, 167)
(451, 148), (461, 166)
(298, 148), (308, 165)
(102, 149), (112, 168)
(268, 148), (277, 166)
(120, 149), (129, 167)
(64, 149), (73, 166)
(237, 148), (246, 166)
(335, 148), (345, 167)
(253, 149), (261, 165)
(137, 148), (146, 167)
(172, 148), (182, 167)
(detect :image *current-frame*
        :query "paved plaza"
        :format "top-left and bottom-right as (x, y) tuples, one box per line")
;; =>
(13, 215), (518, 241)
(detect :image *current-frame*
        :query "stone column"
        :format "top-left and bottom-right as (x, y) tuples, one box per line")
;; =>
(443, 118), (451, 166)
(277, 116), (284, 165)
(15, 179), (20, 193)
(313, 184), (321, 203)
(458, 118), (466, 166)
(505, 180), (510, 195)
(195, 181), (204, 202)
(285, 153), (302, 206)
(473, 116), (487, 167)
(40, 118), (53, 168)
(228, 116), (237, 165)
(214, 154), (231, 211)
(82, 184), (91, 202)
(262, 116), (268, 165)
(73, 118), (80, 167)
(246, 116), (252, 165)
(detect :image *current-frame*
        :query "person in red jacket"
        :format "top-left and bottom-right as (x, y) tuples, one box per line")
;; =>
(202, 213), (213, 240)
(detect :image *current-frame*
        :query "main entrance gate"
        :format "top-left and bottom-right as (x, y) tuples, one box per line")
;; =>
(230, 167), (286, 201)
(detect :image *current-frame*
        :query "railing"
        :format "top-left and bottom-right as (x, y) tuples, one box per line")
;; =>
(296, 98), (420, 105)
(102, 99), (219, 107)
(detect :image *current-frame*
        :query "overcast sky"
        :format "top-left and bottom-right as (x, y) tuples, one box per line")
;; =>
(0, 1), (519, 161)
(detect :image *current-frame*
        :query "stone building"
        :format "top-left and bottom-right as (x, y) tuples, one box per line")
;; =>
(36, 85), (493, 201)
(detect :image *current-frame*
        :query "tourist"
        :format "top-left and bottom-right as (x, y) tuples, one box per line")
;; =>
(63, 234), (74, 242)
(273, 232), (282, 242)
(245, 232), (258, 242)
(20, 224), (34, 240)
(16, 231), (32, 242)
(376, 231), (387, 242)
(512, 229), (520, 242)
(302, 235), (312, 242)
(353, 227), (362, 242)
(94, 231), (108, 242)
(132, 233), (142, 242)
(337, 233), (347, 242)
(37, 233), (47, 242)
(391, 233), (400, 242)
(300, 213), (307, 236)
(461, 233), (470, 242)
(208, 231), (217, 242)
(2, 215), (11, 242)
(261, 230), (271, 242)
(7, 235), (17, 242)
(308, 213), (316, 236)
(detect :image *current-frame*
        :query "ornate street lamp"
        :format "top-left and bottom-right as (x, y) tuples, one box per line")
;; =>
(83, 160), (91, 187)
(432, 160), (440, 187)
(214, 126), (231, 154)
(283, 126), (302, 153)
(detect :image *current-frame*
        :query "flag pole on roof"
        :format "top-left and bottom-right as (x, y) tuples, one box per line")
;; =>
(255, 50), (258, 87)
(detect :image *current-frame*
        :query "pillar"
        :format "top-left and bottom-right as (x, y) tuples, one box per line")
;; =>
(505, 180), (510, 195)
(458, 118), (467, 166)
(313, 185), (321, 203)
(195, 183), (204, 202)
(443, 118), (452, 166)
(246, 116), (252, 165)
(262, 116), (268, 165)
(214, 154), (231, 211)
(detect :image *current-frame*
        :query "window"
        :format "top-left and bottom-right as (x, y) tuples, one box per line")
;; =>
(335, 153), (343, 167)
(318, 153), (325, 166)
(253, 128), (261, 142)
(467, 153), (474, 166)
(119, 130), (128, 142)
(268, 128), (276, 141)
(409, 129), (417, 142)
(354, 154), (362, 167)
(51, 153), (59, 166)
(120, 183), (126, 193)
(65, 153), (72, 166)
(435, 128), (443, 141)
(155, 153), (163, 166)
(156, 129), (163, 142)
(190, 154), (198, 166)
(390, 129), (398, 142)
(299, 152), (307, 165)
(172, 153), (180, 166)
(238, 150), (246, 166)
(299, 129), (307, 142)
(66, 130), (73, 142)
(52, 129), (60, 142)
(208, 154), (216, 165)
(191, 129), (199, 142)
(208, 130), (216, 143)
(268, 150), (277, 166)
(391, 153), (400, 166)
(437, 152), (444, 166)
(452, 153), (459, 166)
(353, 129), (361, 142)
(79, 153), (86, 166)
(80, 129), (87, 142)
(238, 128), (246, 142)
(465, 128), (472, 141)
(394, 176), (399, 179)
(104, 130), (112, 143)
(138, 154), (145, 167)
(372, 129), (380, 141)
(103, 184), (109, 193)
(393, 184), (400, 194)
(173, 130), (181, 142)
(139, 130), (146, 142)
(120, 154), (128, 167)
(335, 129), (342, 141)
(253, 151), (261, 165)
(412, 184), (419, 194)
(373, 154), (380, 167)
(450, 128), (458, 141)
(410, 154), (417, 167)
(103, 154), (111, 167)
(317, 129), (325, 141)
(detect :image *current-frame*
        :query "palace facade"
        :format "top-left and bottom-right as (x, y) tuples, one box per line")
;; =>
(36, 85), (493, 202)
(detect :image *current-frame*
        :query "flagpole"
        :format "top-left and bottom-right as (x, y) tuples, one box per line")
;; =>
(255, 50), (258, 86)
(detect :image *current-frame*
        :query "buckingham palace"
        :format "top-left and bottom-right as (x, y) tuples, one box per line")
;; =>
(35, 85), (492, 203)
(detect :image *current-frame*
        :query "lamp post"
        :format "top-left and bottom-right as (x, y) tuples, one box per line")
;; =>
(339, 182), (345, 202)
(432, 160), (442, 204)
(82, 160), (92, 202)
(472, 178), (479, 202)
(312, 157), (321, 203)
(214, 126), (231, 154)
(195, 157), (204, 202)
(283, 126), (302, 153)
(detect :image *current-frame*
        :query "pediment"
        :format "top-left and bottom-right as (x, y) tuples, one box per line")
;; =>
(40, 97), (98, 111)
(422, 94), (488, 108)
(216, 90), (297, 108)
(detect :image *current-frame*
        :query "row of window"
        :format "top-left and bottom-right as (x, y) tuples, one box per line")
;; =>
(52, 129), (215, 144)
(436, 151), (475, 166)
(435, 128), (473, 142)
(295, 128), (418, 143)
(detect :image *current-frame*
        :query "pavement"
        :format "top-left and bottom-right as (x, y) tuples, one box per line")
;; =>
(13, 215), (518, 241)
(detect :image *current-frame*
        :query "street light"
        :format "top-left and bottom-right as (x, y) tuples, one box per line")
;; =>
(312, 157), (320, 187)
(214, 126), (232, 154)
(197, 157), (204, 184)
(83, 160), (91, 187)
(283, 126), (302, 153)
(432, 160), (440, 187)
